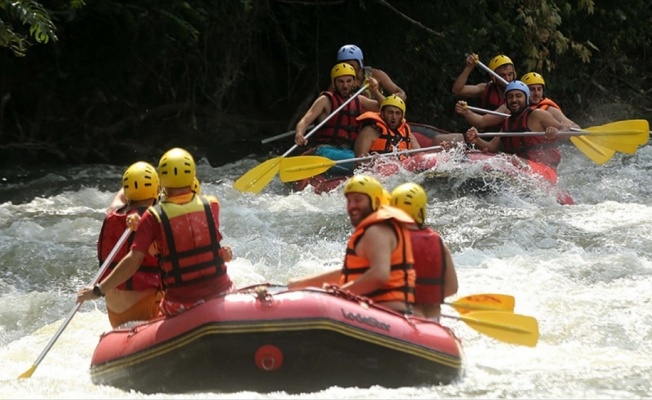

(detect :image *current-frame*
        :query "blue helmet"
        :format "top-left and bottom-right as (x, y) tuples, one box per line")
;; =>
(337, 44), (364, 69)
(505, 80), (530, 105)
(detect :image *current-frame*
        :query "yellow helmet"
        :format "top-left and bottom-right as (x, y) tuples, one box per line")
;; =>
(122, 161), (160, 202)
(331, 63), (356, 85)
(381, 189), (391, 206)
(192, 177), (201, 194)
(488, 54), (514, 72)
(521, 72), (545, 87)
(343, 174), (384, 211)
(158, 147), (196, 188)
(390, 182), (427, 225)
(380, 94), (406, 115)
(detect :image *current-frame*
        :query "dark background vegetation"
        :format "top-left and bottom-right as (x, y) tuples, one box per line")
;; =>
(0, 0), (650, 168)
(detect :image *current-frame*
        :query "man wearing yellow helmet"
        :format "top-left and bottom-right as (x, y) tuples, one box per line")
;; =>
(294, 63), (383, 175)
(390, 182), (458, 320)
(78, 148), (235, 317)
(288, 175), (416, 314)
(335, 44), (407, 101)
(96, 161), (163, 328)
(452, 53), (516, 112)
(521, 72), (578, 128)
(294, 63), (382, 148)
(353, 94), (421, 159)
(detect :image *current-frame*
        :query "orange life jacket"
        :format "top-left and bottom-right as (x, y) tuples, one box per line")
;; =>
(531, 98), (561, 111)
(501, 107), (562, 169)
(98, 206), (161, 291)
(410, 227), (445, 305)
(356, 111), (412, 154)
(149, 195), (227, 290)
(316, 91), (362, 147)
(341, 206), (416, 305)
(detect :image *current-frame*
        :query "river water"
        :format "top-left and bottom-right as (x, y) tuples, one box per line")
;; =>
(0, 140), (651, 399)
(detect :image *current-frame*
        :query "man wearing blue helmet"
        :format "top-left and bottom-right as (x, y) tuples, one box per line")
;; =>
(336, 44), (407, 101)
(455, 71), (579, 130)
(463, 80), (570, 170)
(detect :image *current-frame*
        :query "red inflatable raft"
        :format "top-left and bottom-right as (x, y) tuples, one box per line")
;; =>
(288, 123), (573, 204)
(89, 284), (464, 394)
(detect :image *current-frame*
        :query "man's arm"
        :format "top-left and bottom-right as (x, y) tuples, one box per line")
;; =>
(455, 101), (506, 129)
(106, 189), (127, 215)
(339, 224), (394, 295)
(530, 108), (566, 131)
(287, 269), (341, 290)
(452, 54), (486, 98)
(354, 126), (380, 158)
(295, 95), (330, 146)
(442, 243), (458, 299)
(408, 129), (421, 149)
(547, 107), (579, 129)
(77, 249), (146, 302)
(372, 68), (406, 101)
(465, 127), (501, 153)
(359, 95), (380, 112)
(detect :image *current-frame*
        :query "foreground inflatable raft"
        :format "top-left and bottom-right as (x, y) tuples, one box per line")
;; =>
(89, 284), (464, 394)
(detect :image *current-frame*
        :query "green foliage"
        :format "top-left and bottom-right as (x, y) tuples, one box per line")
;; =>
(0, 0), (650, 165)
(0, 0), (58, 56)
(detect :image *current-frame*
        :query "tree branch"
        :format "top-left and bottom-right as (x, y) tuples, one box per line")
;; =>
(372, 0), (444, 38)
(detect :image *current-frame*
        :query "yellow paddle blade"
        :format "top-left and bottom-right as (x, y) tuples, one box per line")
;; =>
(233, 157), (282, 193)
(447, 293), (515, 315)
(583, 135), (639, 154)
(570, 136), (616, 165)
(279, 156), (338, 182)
(18, 365), (36, 379)
(584, 119), (649, 146)
(444, 311), (539, 347)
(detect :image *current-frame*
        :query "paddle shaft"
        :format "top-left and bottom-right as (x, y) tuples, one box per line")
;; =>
(320, 145), (443, 167)
(282, 84), (369, 158)
(233, 84), (370, 193)
(477, 131), (643, 138)
(261, 125), (314, 144)
(19, 227), (132, 378)
(466, 105), (510, 118)
(476, 60), (509, 86)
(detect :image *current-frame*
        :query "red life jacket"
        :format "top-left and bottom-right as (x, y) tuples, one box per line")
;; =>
(531, 98), (561, 111)
(356, 111), (412, 154)
(481, 81), (505, 132)
(481, 81), (504, 110)
(341, 206), (416, 305)
(315, 91), (362, 147)
(97, 206), (161, 291)
(410, 227), (446, 305)
(501, 108), (562, 169)
(149, 195), (228, 291)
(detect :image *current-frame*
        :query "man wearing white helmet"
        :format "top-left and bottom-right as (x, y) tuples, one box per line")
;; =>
(464, 80), (569, 170)
(336, 44), (407, 101)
